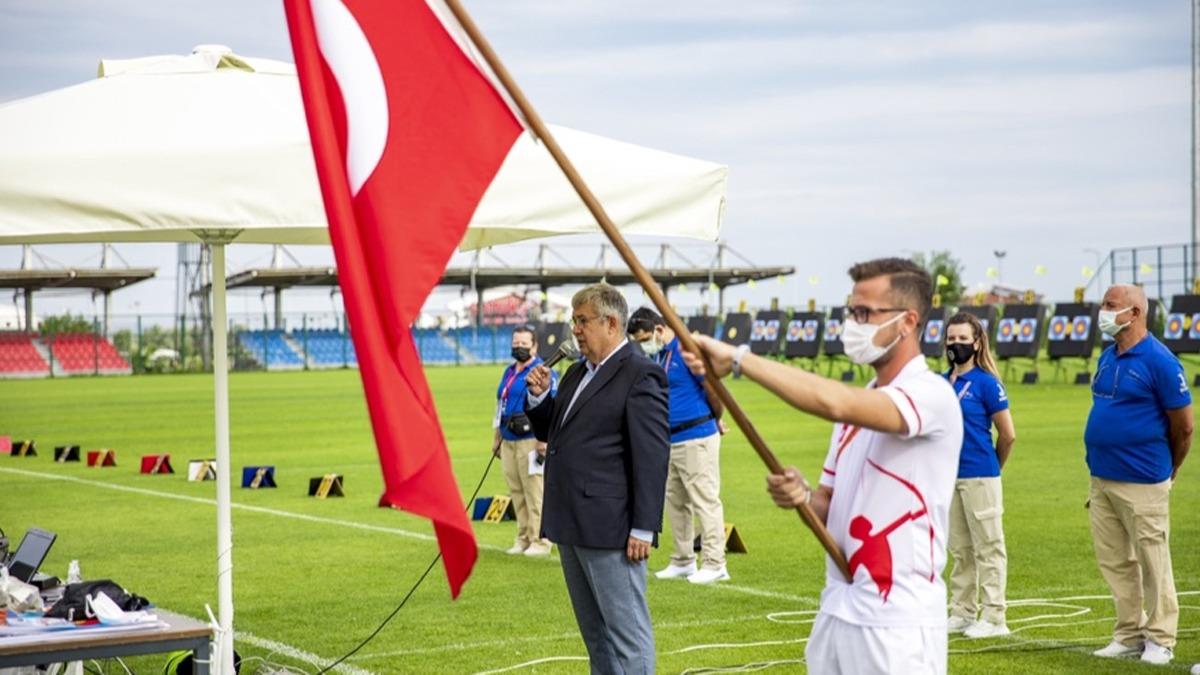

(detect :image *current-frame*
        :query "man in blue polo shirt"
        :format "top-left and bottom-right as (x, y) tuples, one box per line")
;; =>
(628, 308), (730, 585)
(1085, 284), (1192, 666)
(492, 324), (557, 557)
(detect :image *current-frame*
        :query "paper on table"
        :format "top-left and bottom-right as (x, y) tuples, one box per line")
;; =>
(0, 613), (75, 636)
(528, 450), (545, 476)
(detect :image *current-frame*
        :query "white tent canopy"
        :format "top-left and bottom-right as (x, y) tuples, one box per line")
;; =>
(0, 47), (726, 247)
(0, 46), (728, 674)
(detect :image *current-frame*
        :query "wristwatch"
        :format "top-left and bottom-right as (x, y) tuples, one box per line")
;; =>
(731, 344), (752, 379)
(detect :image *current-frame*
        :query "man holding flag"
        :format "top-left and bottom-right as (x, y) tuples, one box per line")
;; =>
(684, 258), (962, 675)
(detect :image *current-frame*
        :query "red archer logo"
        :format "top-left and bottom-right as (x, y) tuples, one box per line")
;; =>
(846, 459), (936, 603)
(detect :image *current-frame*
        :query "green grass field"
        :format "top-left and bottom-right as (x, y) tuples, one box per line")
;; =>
(1, 365), (1197, 674)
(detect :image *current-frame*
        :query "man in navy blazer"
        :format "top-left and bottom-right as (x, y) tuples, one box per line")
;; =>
(526, 283), (670, 674)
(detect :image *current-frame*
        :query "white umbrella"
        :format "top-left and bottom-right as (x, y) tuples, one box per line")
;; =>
(0, 48), (726, 246)
(0, 46), (727, 673)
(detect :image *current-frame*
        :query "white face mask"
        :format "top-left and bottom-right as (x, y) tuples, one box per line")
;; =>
(1097, 307), (1132, 336)
(842, 312), (906, 365)
(640, 337), (663, 356)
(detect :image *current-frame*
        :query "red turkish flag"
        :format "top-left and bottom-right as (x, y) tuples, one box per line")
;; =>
(284, 0), (523, 597)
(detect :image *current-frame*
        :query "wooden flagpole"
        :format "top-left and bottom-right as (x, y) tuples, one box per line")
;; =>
(442, 0), (851, 581)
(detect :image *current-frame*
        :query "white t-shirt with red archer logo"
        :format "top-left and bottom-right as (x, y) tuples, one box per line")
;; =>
(817, 354), (963, 627)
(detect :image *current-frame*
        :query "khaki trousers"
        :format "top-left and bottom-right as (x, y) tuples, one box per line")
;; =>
(500, 438), (548, 548)
(1088, 476), (1178, 648)
(947, 477), (1008, 624)
(665, 433), (726, 569)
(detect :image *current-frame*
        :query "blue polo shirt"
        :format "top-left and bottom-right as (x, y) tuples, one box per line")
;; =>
(496, 357), (556, 441)
(1085, 335), (1190, 484)
(655, 337), (718, 443)
(943, 367), (1009, 478)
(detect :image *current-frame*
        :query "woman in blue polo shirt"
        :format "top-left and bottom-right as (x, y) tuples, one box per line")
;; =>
(943, 311), (1017, 639)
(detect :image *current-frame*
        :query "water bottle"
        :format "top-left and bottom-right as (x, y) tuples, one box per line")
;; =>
(67, 560), (81, 584)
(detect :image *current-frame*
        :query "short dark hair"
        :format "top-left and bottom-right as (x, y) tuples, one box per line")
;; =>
(626, 307), (664, 335)
(847, 257), (933, 319)
(512, 324), (538, 344)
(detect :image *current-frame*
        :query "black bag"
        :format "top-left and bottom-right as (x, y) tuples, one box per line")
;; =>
(505, 413), (532, 436)
(45, 579), (151, 621)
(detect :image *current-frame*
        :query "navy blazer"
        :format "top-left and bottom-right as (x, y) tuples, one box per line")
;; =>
(526, 341), (670, 549)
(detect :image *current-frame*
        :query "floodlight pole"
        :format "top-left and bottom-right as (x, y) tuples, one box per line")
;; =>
(442, 0), (851, 581)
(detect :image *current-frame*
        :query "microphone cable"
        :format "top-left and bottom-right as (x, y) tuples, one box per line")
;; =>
(316, 452), (499, 674)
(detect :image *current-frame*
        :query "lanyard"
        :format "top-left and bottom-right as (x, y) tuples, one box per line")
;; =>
(500, 365), (525, 405)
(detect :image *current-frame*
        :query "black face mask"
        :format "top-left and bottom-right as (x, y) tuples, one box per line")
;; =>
(946, 342), (976, 366)
(512, 347), (532, 363)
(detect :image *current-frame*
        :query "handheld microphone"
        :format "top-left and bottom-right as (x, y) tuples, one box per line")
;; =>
(542, 339), (581, 369)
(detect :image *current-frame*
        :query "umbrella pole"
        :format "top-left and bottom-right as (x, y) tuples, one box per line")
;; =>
(442, 0), (851, 580)
(211, 242), (235, 675)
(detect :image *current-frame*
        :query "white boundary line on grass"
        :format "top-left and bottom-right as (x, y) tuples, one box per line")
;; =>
(351, 612), (783, 661)
(0, 466), (816, 606)
(474, 590), (1200, 673)
(234, 630), (378, 675)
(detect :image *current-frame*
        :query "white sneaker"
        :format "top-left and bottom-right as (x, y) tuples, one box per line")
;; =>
(1141, 640), (1173, 665)
(523, 542), (552, 557)
(505, 543), (526, 555)
(654, 562), (697, 580)
(947, 616), (973, 633)
(687, 566), (731, 585)
(1093, 640), (1143, 658)
(963, 620), (1011, 639)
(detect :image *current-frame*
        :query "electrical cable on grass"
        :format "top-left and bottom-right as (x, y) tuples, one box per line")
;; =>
(315, 453), (499, 675)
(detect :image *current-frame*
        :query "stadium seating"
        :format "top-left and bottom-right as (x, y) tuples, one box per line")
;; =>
(46, 333), (130, 374)
(237, 330), (303, 368)
(289, 328), (357, 366)
(413, 328), (460, 364)
(240, 326), (517, 368)
(450, 327), (511, 364)
(0, 332), (50, 376)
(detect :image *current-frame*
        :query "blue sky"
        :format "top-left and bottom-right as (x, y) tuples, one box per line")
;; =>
(0, 0), (1192, 326)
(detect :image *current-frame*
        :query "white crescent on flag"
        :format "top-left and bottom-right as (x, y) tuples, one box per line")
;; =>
(309, 0), (388, 195)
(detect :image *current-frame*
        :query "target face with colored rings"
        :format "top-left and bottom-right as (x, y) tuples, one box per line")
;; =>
(996, 318), (1016, 343)
(825, 319), (841, 341)
(923, 320), (943, 343)
(1017, 318), (1037, 343)
(803, 320), (819, 342)
(786, 320), (803, 342)
(1048, 316), (1068, 341)
(1165, 313), (1185, 340)
(751, 320), (765, 340)
(1070, 316), (1091, 341)
(765, 320), (780, 341)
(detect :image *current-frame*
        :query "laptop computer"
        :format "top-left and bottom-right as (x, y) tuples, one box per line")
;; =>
(6, 527), (57, 583)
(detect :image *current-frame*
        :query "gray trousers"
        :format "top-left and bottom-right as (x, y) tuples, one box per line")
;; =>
(558, 543), (655, 674)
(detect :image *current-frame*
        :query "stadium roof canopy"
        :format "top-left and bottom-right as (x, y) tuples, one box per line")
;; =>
(223, 264), (793, 292)
(0, 267), (155, 292)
